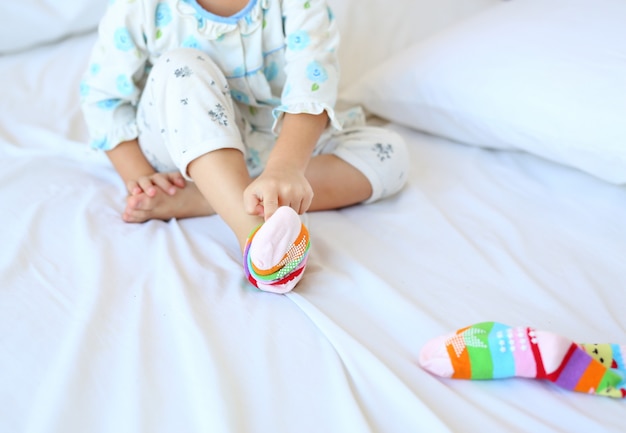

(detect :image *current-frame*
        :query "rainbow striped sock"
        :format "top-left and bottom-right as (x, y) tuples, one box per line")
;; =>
(243, 206), (309, 294)
(580, 343), (626, 374)
(419, 322), (626, 398)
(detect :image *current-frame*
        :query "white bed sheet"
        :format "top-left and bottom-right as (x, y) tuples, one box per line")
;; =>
(1, 31), (626, 433)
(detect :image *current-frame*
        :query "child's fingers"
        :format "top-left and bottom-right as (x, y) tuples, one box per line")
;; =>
(243, 191), (260, 216)
(151, 174), (177, 195)
(168, 172), (186, 188)
(126, 181), (141, 195)
(243, 188), (267, 218)
(262, 195), (280, 221)
(126, 180), (143, 196)
(137, 177), (157, 197)
(297, 193), (313, 215)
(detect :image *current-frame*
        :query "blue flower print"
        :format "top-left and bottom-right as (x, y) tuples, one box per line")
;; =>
(195, 14), (206, 30)
(306, 61), (328, 91)
(97, 98), (122, 110)
(264, 62), (278, 81)
(90, 63), (101, 75)
(79, 81), (90, 98)
(287, 31), (310, 51)
(182, 36), (200, 49)
(327, 7), (335, 22)
(306, 62), (328, 82)
(114, 28), (134, 51)
(116, 75), (134, 95)
(155, 3), (172, 27)
(230, 89), (250, 104)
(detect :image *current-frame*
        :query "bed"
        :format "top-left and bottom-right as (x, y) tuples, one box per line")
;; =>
(1, 0), (625, 432)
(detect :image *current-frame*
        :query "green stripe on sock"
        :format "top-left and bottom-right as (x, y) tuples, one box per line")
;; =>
(465, 322), (496, 379)
(595, 369), (626, 398)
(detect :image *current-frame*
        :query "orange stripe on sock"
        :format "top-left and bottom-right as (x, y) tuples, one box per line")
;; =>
(573, 359), (606, 394)
(447, 328), (472, 379)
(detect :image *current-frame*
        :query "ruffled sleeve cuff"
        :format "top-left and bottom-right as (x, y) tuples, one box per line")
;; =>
(272, 102), (342, 135)
(89, 120), (139, 151)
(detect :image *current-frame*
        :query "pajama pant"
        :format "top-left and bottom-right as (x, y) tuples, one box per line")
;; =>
(136, 48), (409, 203)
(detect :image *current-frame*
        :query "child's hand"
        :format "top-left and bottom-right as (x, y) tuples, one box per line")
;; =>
(243, 165), (313, 220)
(127, 172), (186, 197)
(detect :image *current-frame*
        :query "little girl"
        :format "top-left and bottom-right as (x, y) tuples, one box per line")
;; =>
(81, 0), (409, 293)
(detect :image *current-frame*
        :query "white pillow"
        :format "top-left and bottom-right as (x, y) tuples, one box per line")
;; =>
(328, 0), (499, 90)
(342, 0), (626, 184)
(0, 1), (108, 53)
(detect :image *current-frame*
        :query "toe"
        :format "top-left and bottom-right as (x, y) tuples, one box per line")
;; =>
(418, 334), (455, 377)
(123, 209), (150, 223)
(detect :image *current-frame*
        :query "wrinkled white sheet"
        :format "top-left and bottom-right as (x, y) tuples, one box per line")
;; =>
(1, 30), (625, 433)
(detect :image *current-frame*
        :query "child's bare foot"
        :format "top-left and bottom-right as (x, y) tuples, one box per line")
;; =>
(123, 183), (214, 222)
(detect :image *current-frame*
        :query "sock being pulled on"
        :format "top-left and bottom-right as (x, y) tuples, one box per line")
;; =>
(419, 321), (626, 398)
(243, 206), (310, 294)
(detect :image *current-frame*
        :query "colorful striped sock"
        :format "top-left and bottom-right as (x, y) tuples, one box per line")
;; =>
(243, 206), (310, 294)
(419, 322), (626, 398)
(580, 343), (626, 374)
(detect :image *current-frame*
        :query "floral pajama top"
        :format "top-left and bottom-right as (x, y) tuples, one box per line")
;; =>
(80, 0), (340, 151)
